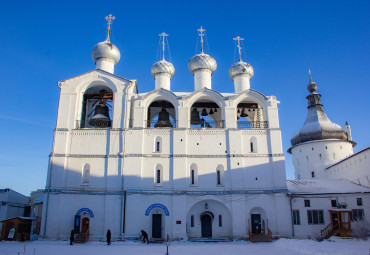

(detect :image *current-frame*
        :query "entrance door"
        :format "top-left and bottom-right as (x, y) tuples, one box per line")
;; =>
(201, 214), (212, 238)
(251, 214), (261, 234)
(81, 217), (89, 233)
(152, 214), (162, 238)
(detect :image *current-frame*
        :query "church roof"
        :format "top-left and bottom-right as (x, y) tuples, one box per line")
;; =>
(287, 179), (370, 195)
(289, 74), (349, 149)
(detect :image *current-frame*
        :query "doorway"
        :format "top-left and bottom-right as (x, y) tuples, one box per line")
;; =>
(152, 214), (162, 238)
(251, 214), (261, 234)
(201, 214), (212, 238)
(81, 217), (89, 233)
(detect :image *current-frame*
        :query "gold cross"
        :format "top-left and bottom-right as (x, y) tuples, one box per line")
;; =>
(198, 26), (206, 53)
(309, 69), (312, 82)
(233, 36), (244, 61)
(105, 14), (116, 41)
(159, 32), (169, 60)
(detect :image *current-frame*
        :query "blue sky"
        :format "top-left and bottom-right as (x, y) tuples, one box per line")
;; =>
(0, 0), (369, 196)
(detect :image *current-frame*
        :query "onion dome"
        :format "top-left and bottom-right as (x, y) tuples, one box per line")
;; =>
(151, 59), (175, 78)
(290, 73), (348, 147)
(188, 53), (217, 75)
(229, 61), (254, 80)
(91, 39), (121, 65)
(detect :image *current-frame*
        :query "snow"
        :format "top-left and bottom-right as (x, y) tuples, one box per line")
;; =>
(287, 179), (370, 194)
(0, 237), (369, 255)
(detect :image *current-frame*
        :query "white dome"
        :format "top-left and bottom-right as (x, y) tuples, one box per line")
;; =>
(91, 40), (121, 65)
(229, 61), (254, 80)
(151, 59), (175, 78)
(188, 53), (217, 74)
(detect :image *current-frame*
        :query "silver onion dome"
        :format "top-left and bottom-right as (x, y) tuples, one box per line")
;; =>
(188, 53), (217, 74)
(91, 40), (121, 65)
(151, 59), (175, 78)
(229, 61), (254, 80)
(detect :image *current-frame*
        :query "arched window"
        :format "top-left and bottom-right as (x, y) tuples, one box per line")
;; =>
(216, 165), (224, 186)
(155, 164), (163, 185)
(191, 215), (194, 227)
(250, 137), (257, 153)
(190, 164), (198, 186)
(82, 164), (90, 184)
(154, 137), (162, 152)
(311, 171), (315, 178)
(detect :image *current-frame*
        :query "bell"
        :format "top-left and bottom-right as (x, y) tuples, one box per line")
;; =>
(89, 103), (111, 128)
(209, 108), (214, 115)
(214, 108), (217, 113)
(237, 108), (240, 114)
(201, 108), (208, 116)
(191, 108), (201, 125)
(155, 108), (173, 128)
(240, 108), (248, 118)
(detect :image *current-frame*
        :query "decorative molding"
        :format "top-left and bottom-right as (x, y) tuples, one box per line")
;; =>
(186, 129), (226, 135)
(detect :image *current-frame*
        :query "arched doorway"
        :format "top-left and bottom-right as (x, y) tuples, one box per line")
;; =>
(152, 214), (162, 238)
(81, 217), (89, 233)
(201, 214), (212, 237)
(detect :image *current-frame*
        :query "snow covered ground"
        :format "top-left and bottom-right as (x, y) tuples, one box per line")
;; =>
(0, 237), (369, 255)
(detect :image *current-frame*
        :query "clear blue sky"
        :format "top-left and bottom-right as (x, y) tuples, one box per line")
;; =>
(1, 0), (369, 196)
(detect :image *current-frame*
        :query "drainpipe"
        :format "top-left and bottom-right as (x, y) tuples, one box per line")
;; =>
(288, 193), (295, 237)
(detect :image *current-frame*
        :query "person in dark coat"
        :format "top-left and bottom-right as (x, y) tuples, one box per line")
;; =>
(140, 230), (149, 244)
(70, 230), (74, 245)
(106, 229), (111, 245)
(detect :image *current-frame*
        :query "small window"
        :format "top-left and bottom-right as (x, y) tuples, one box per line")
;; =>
(156, 169), (161, 184)
(156, 141), (160, 152)
(307, 210), (324, 224)
(217, 170), (221, 185)
(311, 171), (315, 178)
(154, 137), (162, 152)
(350, 209), (364, 222)
(250, 137), (257, 153)
(82, 164), (90, 184)
(219, 215), (222, 227)
(331, 200), (337, 207)
(357, 198), (363, 206)
(293, 210), (300, 225)
(250, 142), (254, 152)
(191, 170), (195, 185)
(319, 154), (322, 160)
(304, 200), (311, 207)
(191, 215), (194, 227)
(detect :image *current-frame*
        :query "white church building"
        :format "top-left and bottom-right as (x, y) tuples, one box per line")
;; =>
(40, 17), (370, 242)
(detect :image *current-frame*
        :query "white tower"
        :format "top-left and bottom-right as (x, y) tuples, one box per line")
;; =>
(288, 71), (355, 180)
(91, 14), (120, 74)
(151, 32), (175, 90)
(188, 26), (217, 91)
(229, 36), (254, 92)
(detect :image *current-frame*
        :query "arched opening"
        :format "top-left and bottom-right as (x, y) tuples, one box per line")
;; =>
(236, 100), (266, 129)
(154, 137), (162, 152)
(81, 217), (90, 233)
(147, 100), (176, 128)
(190, 100), (223, 128)
(190, 164), (198, 186)
(250, 137), (257, 153)
(82, 164), (90, 185)
(249, 207), (268, 236)
(79, 86), (113, 129)
(201, 213), (213, 238)
(155, 164), (163, 185)
(216, 164), (224, 186)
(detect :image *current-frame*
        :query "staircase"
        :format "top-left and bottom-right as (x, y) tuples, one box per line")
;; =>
(321, 223), (352, 239)
(248, 228), (272, 243)
(74, 230), (89, 243)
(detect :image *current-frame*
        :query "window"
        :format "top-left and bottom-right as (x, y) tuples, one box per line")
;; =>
(156, 169), (161, 184)
(191, 170), (195, 185)
(154, 137), (162, 152)
(219, 215), (222, 227)
(331, 200), (337, 207)
(250, 137), (257, 153)
(189, 164), (198, 186)
(311, 171), (315, 178)
(304, 200), (310, 207)
(293, 210), (300, 225)
(250, 142), (254, 152)
(217, 170), (221, 185)
(307, 210), (324, 224)
(351, 209), (364, 222)
(82, 164), (90, 184)
(191, 215), (194, 227)
(357, 198), (363, 206)
(156, 142), (160, 152)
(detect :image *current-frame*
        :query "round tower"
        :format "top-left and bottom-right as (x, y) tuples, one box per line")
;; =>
(188, 26), (217, 91)
(287, 71), (356, 180)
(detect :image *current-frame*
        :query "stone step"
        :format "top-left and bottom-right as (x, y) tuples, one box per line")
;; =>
(250, 235), (272, 243)
(190, 238), (232, 242)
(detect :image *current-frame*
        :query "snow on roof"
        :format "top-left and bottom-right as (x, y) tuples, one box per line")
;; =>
(287, 179), (370, 194)
(34, 194), (44, 204)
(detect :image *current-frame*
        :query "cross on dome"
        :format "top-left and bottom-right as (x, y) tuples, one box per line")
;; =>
(233, 36), (244, 62)
(159, 32), (169, 60)
(105, 14), (116, 42)
(197, 26), (206, 53)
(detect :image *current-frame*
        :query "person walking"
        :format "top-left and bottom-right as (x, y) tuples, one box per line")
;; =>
(106, 229), (111, 245)
(70, 230), (74, 245)
(140, 230), (149, 244)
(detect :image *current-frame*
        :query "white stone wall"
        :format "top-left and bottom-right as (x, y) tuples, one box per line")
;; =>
(327, 148), (370, 187)
(290, 139), (353, 180)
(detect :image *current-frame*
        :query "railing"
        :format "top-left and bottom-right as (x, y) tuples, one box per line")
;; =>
(146, 120), (177, 128)
(75, 120), (111, 129)
(237, 121), (268, 129)
(321, 223), (336, 238)
(190, 120), (225, 129)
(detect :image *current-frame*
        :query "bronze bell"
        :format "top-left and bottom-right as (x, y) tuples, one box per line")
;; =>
(155, 108), (173, 128)
(89, 103), (111, 128)
(240, 108), (248, 118)
(201, 108), (208, 116)
(191, 108), (201, 125)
